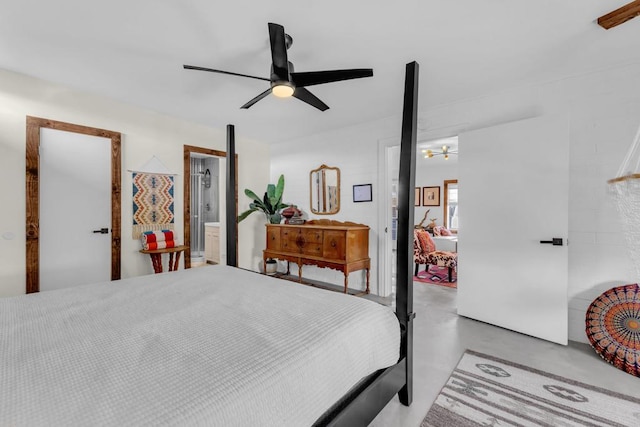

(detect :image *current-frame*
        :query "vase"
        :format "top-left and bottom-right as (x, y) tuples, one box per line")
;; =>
(281, 205), (302, 224)
(269, 213), (282, 224)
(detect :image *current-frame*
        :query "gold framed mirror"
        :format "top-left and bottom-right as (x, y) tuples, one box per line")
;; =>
(310, 164), (340, 215)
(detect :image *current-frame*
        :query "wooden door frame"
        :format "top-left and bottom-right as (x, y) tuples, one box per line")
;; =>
(443, 179), (458, 232)
(183, 145), (237, 269)
(25, 116), (122, 293)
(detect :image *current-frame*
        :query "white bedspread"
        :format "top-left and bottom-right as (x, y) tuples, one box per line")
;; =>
(0, 265), (399, 426)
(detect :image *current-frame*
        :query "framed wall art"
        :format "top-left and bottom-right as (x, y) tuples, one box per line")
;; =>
(415, 187), (421, 206)
(353, 183), (373, 202)
(422, 186), (440, 206)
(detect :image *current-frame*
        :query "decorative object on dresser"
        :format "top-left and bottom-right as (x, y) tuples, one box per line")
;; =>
(237, 174), (287, 224)
(281, 204), (302, 224)
(310, 164), (340, 215)
(264, 219), (370, 294)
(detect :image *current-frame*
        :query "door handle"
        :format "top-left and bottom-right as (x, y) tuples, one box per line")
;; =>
(92, 228), (109, 234)
(540, 238), (563, 246)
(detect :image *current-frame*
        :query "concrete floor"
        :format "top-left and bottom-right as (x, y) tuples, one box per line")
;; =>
(369, 281), (640, 427)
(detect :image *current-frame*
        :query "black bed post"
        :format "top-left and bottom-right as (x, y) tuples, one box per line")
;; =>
(396, 61), (418, 406)
(226, 124), (238, 267)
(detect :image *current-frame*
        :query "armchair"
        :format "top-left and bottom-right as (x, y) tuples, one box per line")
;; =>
(413, 229), (457, 282)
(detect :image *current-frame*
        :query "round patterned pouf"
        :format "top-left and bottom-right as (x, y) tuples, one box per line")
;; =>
(586, 284), (640, 377)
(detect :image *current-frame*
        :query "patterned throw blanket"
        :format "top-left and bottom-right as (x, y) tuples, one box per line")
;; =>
(141, 230), (176, 250)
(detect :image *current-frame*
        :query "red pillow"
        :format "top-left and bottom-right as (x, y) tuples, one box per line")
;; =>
(433, 225), (453, 236)
(440, 227), (453, 236)
(416, 230), (435, 253)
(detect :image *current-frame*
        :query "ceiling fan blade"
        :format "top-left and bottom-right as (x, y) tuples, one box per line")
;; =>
(183, 65), (269, 82)
(268, 23), (289, 80)
(240, 88), (272, 109)
(293, 88), (329, 111)
(291, 69), (373, 87)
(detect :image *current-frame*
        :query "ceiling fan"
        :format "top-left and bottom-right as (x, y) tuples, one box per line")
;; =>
(183, 23), (373, 111)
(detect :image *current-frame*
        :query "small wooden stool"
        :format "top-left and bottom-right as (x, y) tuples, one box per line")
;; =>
(140, 245), (189, 274)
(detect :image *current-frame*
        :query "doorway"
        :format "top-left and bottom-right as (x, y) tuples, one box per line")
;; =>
(183, 145), (237, 269)
(189, 153), (221, 265)
(25, 116), (121, 293)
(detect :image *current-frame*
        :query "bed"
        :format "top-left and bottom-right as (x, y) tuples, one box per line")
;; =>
(1, 265), (399, 425)
(4, 61), (419, 426)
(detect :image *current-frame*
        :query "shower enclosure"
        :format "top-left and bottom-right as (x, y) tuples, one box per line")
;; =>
(190, 155), (220, 263)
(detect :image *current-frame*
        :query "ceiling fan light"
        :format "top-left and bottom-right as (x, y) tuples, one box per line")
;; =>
(272, 83), (294, 98)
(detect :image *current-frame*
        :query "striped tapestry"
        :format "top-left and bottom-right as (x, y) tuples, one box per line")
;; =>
(132, 173), (174, 239)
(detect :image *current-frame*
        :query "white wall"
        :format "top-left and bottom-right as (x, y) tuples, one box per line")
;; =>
(0, 69), (270, 297)
(271, 62), (640, 344)
(415, 161), (459, 229)
(270, 116), (401, 294)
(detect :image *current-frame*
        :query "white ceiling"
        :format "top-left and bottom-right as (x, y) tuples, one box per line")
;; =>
(1, 1), (639, 144)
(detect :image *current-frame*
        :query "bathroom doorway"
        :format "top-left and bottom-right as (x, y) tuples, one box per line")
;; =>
(183, 145), (232, 269)
(189, 153), (221, 265)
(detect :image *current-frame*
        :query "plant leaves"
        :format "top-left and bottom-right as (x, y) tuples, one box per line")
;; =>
(237, 207), (258, 223)
(244, 188), (262, 202)
(263, 192), (274, 214)
(239, 175), (287, 222)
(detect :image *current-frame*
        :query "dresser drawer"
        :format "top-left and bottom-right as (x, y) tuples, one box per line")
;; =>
(301, 229), (322, 256)
(266, 226), (281, 250)
(323, 230), (347, 260)
(281, 227), (323, 255)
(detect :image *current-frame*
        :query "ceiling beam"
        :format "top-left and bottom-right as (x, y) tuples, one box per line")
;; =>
(598, 0), (640, 29)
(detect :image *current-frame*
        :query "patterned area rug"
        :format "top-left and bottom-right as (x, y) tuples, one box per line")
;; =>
(422, 350), (640, 427)
(415, 266), (457, 289)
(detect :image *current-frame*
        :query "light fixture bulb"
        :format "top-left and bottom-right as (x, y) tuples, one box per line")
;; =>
(426, 150), (433, 158)
(444, 154), (449, 160)
(272, 84), (294, 98)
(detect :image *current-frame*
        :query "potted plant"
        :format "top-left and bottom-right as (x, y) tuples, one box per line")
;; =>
(237, 174), (288, 224)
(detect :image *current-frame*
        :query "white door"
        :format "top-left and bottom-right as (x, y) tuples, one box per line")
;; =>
(39, 128), (112, 291)
(458, 115), (569, 344)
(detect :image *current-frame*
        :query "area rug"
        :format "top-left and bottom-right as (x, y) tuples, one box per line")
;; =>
(421, 350), (640, 427)
(415, 266), (457, 289)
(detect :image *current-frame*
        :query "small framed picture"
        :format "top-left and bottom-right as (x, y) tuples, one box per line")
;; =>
(353, 184), (373, 202)
(415, 187), (421, 206)
(422, 186), (440, 206)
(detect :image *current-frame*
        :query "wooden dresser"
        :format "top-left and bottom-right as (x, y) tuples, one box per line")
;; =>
(263, 220), (370, 293)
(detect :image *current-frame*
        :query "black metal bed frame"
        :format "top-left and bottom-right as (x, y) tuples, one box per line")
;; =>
(224, 61), (419, 427)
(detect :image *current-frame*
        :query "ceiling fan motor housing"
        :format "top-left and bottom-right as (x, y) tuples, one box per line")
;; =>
(270, 61), (295, 84)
